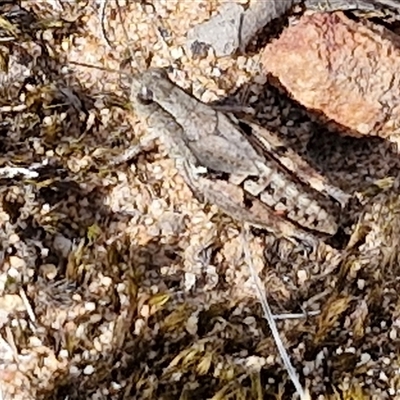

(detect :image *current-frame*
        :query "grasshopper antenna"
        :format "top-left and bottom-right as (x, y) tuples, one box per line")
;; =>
(99, 0), (113, 50)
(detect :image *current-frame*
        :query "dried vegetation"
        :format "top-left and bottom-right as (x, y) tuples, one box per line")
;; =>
(0, 1), (400, 399)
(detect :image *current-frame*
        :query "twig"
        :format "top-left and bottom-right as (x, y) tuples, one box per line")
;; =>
(241, 224), (310, 400)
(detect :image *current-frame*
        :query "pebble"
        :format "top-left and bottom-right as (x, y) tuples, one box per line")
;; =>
(83, 365), (95, 375)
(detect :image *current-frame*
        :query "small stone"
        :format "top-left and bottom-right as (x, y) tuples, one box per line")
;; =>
(358, 353), (371, 366)
(170, 46), (183, 60)
(0, 294), (25, 313)
(382, 357), (391, 365)
(69, 365), (80, 375)
(389, 328), (397, 340)
(186, 314), (198, 335)
(93, 338), (102, 352)
(9, 256), (26, 269)
(84, 302), (96, 312)
(83, 365), (95, 375)
(8, 234), (20, 245)
(59, 349), (69, 358)
(297, 269), (308, 285)
(379, 371), (388, 381)
(111, 381), (122, 390)
(7, 267), (20, 279)
(53, 235), (72, 258)
(345, 347), (356, 354)
(28, 337), (42, 347)
(42, 116), (53, 126)
(140, 304), (150, 318)
(184, 272), (196, 291)
(39, 264), (58, 280)
(243, 316), (256, 325)
(336, 347), (343, 355)
(134, 319), (146, 335)
(266, 355), (275, 364)
(100, 276), (113, 287)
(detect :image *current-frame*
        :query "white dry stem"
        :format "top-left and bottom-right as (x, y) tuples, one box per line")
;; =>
(0, 167), (39, 179)
(19, 288), (36, 326)
(273, 311), (319, 320)
(241, 223), (310, 400)
(0, 104), (27, 112)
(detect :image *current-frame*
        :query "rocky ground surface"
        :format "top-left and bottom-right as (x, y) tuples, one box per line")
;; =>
(1, 1), (400, 399)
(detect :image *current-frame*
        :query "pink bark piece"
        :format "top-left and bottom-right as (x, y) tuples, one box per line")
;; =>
(262, 12), (400, 140)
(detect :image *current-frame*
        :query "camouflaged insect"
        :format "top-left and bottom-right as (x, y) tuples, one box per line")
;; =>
(130, 68), (351, 247)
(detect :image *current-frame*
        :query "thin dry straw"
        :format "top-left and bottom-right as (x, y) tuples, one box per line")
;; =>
(241, 224), (310, 400)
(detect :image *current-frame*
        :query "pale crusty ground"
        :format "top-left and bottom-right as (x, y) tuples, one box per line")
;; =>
(1, 1), (400, 399)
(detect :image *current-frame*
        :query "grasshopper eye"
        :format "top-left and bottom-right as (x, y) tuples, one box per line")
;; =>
(137, 86), (154, 105)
